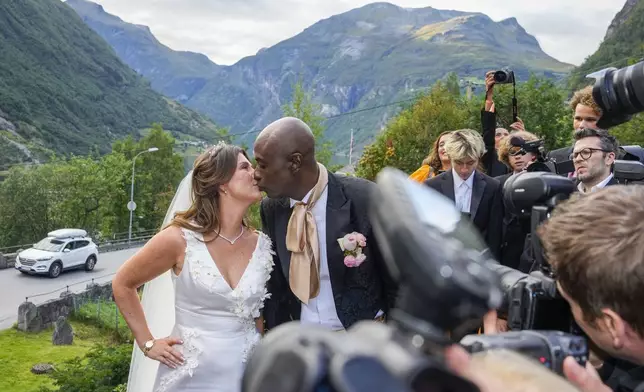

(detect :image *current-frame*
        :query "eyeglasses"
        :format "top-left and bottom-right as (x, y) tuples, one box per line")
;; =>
(509, 147), (527, 156)
(570, 148), (610, 161)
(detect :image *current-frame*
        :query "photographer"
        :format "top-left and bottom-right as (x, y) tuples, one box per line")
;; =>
(481, 70), (524, 177)
(496, 131), (540, 269)
(537, 186), (644, 391)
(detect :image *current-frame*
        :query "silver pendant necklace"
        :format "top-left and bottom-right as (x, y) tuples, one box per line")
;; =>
(218, 226), (244, 245)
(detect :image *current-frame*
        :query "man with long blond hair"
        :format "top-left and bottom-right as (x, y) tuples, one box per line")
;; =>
(424, 129), (503, 257)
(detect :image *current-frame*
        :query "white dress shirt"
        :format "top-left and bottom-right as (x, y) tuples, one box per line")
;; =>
(453, 168), (475, 213)
(577, 173), (614, 194)
(290, 185), (345, 331)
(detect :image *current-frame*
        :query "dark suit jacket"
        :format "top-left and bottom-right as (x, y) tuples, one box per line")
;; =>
(496, 173), (530, 270)
(481, 109), (510, 177)
(260, 173), (397, 330)
(424, 170), (503, 259)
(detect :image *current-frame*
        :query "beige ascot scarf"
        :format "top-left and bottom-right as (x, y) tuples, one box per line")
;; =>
(286, 163), (329, 304)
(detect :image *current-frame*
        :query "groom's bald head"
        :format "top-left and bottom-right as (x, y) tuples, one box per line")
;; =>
(253, 117), (320, 199)
(255, 117), (316, 163)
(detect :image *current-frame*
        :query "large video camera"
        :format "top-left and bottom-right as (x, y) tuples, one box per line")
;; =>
(496, 171), (580, 334)
(242, 169), (586, 392)
(587, 60), (644, 129)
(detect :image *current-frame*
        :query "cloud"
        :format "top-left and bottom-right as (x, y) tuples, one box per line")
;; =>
(89, 0), (626, 65)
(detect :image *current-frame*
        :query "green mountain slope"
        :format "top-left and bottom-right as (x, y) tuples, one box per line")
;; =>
(69, 1), (573, 158)
(0, 0), (223, 167)
(569, 0), (644, 90)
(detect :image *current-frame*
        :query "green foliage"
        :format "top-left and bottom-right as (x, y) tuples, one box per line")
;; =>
(0, 321), (114, 392)
(0, 126), (184, 246)
(487, 75), (571, 149)
(282, 80), (334, 166)
(71, 300), (133, 344)
(356, 81), (477, 181)
(565, 1), (644, 147)
(611, 113), (644, 146)
(356, 75), (573, 180)
(0, 0), (223, 164)
(38, 344), (131, 392)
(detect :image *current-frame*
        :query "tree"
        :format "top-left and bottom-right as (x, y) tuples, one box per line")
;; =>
(111, 123), (184, 234)
(355, 74), (575, 181)
(610, 114), (644, 147)
(487, 75), (571, 149)
(282, 80), (334, 166)
(356, 81), (478, 181)
(0, 124), (184, 247)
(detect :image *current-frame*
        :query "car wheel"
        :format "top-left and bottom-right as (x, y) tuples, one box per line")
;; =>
(84, 256), (96, 271)
(49, 262), (62, 278)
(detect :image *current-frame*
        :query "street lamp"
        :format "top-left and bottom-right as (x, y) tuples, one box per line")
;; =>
(128, 147), (159, 243)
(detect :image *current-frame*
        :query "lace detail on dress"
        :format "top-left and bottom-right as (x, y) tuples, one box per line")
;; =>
(182, 229), (225, 294)
(228, 232), (275, 319)
(154, 326), (202, 392)
(228, 232), (275, 362)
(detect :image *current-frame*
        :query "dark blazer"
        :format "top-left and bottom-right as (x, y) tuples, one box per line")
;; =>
(260, 173), (398, 331)
(424, 170), (503, 259)
(481, 109), (510, 177)
(496, 173), (530, 270)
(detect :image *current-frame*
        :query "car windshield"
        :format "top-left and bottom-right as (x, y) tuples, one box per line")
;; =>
(32, 238), (66, 252)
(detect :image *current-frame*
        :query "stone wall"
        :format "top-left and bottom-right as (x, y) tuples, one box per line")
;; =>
(17, 281), (114, 333)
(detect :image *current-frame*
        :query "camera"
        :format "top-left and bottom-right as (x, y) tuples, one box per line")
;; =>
(496, 172), (583, 334)
(508, 136), (575, 174)
(587, 60), (644, 129)
(614, 159), (644, 184)
(242, 169), (587, 392)
(494, 68), (515, 85)
(462, 331), (588, 376)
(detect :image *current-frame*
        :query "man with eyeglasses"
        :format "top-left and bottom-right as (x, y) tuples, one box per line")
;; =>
(572, 128), (619, 193)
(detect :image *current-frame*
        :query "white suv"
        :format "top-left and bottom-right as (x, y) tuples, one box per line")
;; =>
(15, 229), (99, 278)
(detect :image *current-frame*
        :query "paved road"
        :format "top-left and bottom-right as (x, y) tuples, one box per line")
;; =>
(0, 247), (141, 330)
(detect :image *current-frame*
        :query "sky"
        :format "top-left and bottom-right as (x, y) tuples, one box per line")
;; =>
(86, 0), (626, 66)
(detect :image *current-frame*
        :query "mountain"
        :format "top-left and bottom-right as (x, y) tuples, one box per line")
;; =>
(569, 0), (644, 90)
(0, 0), (223, 168)
(68, 0), (573, 158)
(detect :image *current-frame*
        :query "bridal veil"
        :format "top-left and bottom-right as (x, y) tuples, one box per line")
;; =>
(126, 170), (194, 392)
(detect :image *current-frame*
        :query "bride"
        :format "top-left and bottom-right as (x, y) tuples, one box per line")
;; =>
(113, 143), (274, 392)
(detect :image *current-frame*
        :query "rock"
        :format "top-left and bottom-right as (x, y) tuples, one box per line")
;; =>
(52, 316), (73, 345)
(18, 302), (42, 333)
(0, 116), (16, 133)
(31, 363), (55, 374)
(0, 253), (6, 269)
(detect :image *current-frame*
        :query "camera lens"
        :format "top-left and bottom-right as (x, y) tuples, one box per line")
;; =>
(591, 61), (644, 128)
(494, 71), (508, 83)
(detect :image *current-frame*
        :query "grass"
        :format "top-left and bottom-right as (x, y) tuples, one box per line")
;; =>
(0, 321), (115, 392)
(71, 299), (133, 342)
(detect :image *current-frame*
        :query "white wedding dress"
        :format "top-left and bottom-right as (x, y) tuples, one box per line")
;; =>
(126, 171), (275, 392)
(153, 228), (274, 392)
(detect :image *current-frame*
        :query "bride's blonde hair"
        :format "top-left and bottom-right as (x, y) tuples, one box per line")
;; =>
(170, 142), (249, 237)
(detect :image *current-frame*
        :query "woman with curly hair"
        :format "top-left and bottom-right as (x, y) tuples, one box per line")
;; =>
(409, 131), (452, 183)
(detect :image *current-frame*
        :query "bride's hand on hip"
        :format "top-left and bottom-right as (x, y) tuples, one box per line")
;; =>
(145, 337), (185, 369)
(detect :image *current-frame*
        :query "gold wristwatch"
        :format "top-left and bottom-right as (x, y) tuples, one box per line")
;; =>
(142, 339), (155, 356)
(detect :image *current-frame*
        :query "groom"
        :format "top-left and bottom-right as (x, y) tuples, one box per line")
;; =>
(253, 117), (397, 331)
